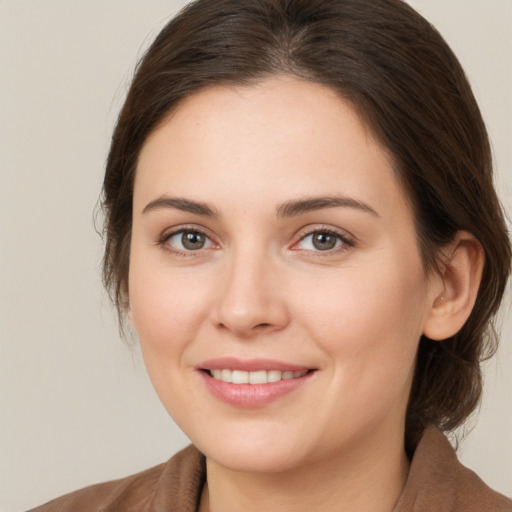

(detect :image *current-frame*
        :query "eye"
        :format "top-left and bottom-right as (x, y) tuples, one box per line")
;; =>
(295, 229), (351, 252)
(163, 229), (214, 252)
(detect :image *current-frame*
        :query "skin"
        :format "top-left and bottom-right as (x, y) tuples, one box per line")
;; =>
(129, 77), (482, 512)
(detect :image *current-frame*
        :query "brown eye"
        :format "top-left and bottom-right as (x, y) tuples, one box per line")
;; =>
(295, 229), (350, 252)
(181, 230), (206, 250)
(311, 232), (338, 251)
(164, 229), (213, 252)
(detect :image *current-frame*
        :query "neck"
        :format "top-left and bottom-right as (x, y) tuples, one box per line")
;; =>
(199, 426), (410, 512)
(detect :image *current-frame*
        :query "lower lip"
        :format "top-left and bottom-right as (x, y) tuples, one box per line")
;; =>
(199, 371), (313, 408)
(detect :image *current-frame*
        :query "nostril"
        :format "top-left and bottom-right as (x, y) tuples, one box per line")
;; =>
(213, 298), (290, 336)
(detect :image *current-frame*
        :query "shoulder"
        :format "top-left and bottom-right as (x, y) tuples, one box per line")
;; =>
(395, 425), (512, 512)
(26, 445), (206, 512)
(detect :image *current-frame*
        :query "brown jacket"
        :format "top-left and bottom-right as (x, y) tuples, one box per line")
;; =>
(28, 426), (512, 511)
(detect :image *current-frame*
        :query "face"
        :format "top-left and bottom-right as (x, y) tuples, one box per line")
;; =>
(129, 77), (437, 474)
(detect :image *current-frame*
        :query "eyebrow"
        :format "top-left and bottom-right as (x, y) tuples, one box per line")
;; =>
(141, 194), (379, 219)
(142, 196), (220, 218)
(276, 196), (379, 218)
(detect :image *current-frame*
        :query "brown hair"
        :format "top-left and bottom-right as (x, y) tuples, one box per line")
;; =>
(102, 0), (511, 448)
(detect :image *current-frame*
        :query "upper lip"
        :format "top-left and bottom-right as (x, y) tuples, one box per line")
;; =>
(198, 357), (312, 372)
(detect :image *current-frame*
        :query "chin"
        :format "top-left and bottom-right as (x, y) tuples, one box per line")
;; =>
(207, 445), (307, 475)
(190, 424), (312, 474)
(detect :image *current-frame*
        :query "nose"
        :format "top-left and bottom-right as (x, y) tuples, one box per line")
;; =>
(211, 248), (290, 338)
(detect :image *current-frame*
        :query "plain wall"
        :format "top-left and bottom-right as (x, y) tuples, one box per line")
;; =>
(0, 1), (510, 510)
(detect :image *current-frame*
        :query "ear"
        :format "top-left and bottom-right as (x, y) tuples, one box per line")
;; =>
(423, 231), (484, 341)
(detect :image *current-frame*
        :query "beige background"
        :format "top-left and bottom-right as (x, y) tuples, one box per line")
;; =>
(1, 1), (511, 510)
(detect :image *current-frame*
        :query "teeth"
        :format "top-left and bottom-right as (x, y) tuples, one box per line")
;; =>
(267, 370), (282, 383)
(249, 370), (267, 384)
(221, 369), (232, 383)
(211, 369), (222, 380)
(232, 370), (249, 384)
(208, 369), (308, 384)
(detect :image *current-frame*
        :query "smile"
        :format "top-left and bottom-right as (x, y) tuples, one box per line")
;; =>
(208, 369), (309, 384)
(198, 359), (315, 408)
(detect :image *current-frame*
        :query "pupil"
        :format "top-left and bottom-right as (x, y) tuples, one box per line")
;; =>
(182, 231), (205, 250)
(312, 232), (336, 250)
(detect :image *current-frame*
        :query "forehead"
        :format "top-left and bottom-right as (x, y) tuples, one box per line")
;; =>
(135, 77), (408, 221)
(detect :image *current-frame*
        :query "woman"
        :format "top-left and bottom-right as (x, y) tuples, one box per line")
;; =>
(29, 0), (511, 510)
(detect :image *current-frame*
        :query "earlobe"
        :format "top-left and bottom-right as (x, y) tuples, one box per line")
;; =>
(423, 231), (484, 341)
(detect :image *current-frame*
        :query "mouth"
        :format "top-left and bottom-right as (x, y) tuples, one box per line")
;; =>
(197, 358), (316, 408)
(204, 368), (310, 384)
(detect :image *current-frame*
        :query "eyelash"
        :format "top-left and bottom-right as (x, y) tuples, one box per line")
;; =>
(158, 225), (217, 256)
(158, 225), (355, 256)
(293, 227), (355, 255)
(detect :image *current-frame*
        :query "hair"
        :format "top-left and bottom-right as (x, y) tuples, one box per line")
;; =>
(102, 0), (511, 450)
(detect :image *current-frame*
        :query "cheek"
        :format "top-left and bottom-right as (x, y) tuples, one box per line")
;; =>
(298, 266), (429, 436)
(128, 256), (213, 354)
(298, 263), (428, 383)
(127, 259), (215, 420)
